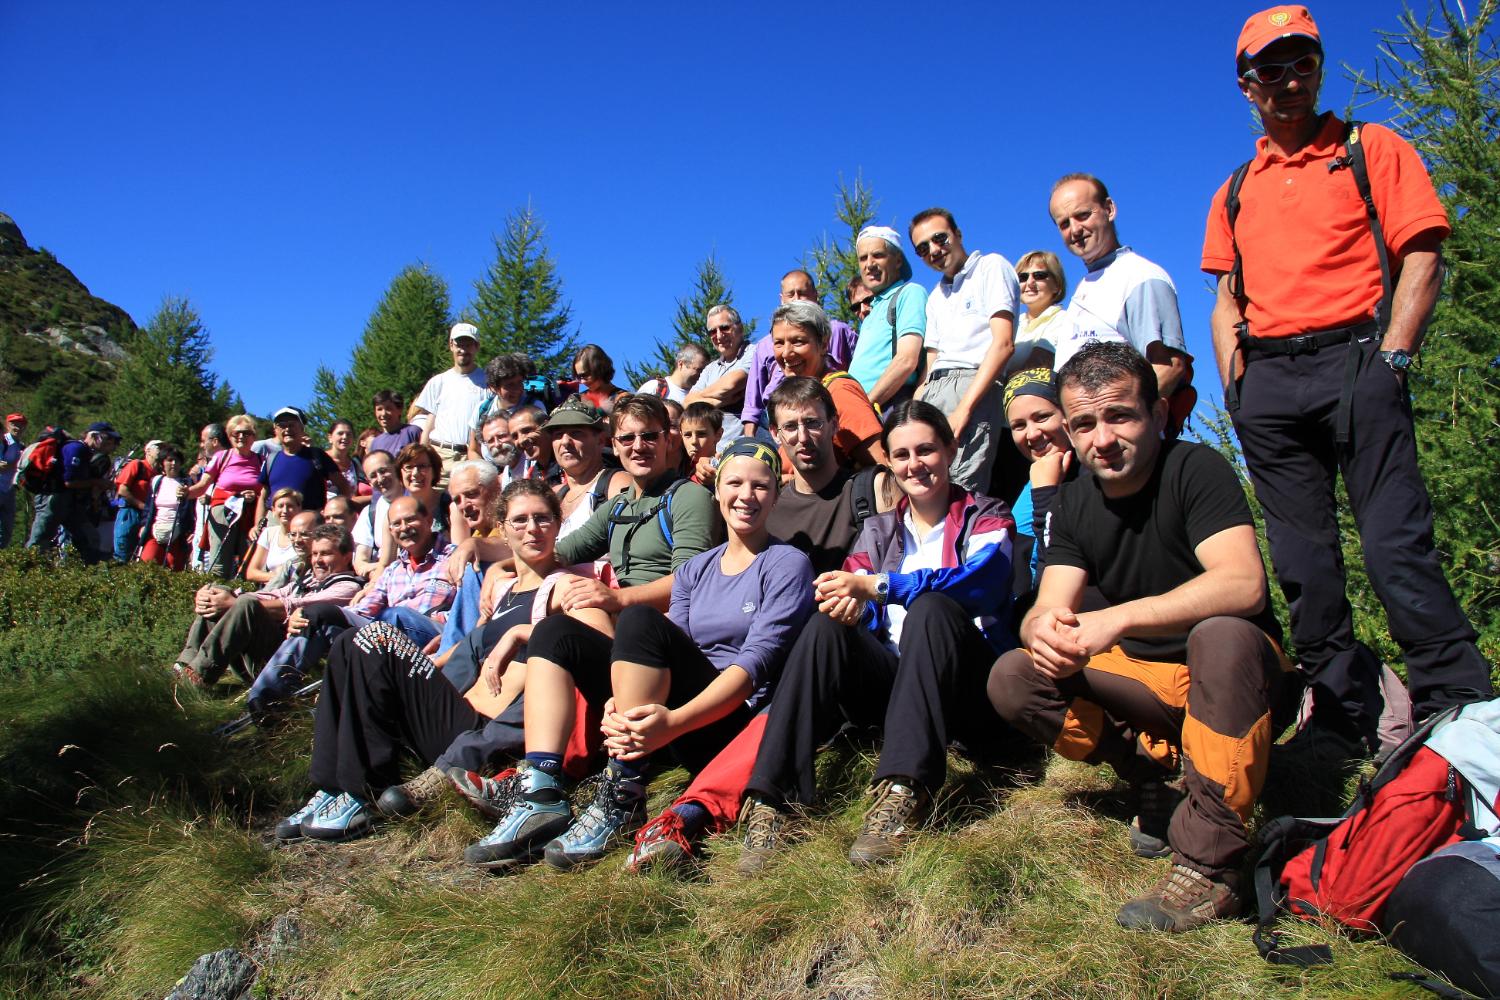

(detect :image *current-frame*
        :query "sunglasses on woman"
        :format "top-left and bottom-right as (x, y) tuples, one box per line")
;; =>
(1017, 270), (1053, 283)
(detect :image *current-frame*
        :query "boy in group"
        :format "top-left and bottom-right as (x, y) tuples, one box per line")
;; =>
(369, 390), (422, 457)
(679, 401), (723, 487)
(987, 342), (1287, 932)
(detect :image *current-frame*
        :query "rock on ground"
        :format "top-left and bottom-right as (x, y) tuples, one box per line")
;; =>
(164, 948), (257, 1000)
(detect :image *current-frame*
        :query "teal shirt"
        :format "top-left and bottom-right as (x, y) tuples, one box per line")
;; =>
(848, 280), (927, 394)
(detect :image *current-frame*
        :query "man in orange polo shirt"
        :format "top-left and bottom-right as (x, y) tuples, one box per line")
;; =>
(1202, 6), (1492, 752)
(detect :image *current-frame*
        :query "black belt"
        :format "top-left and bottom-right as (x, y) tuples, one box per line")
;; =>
(926, 367), (975, 382)
(1228, 320), (1379, 445)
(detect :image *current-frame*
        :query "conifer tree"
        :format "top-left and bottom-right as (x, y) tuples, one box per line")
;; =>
(307, 264), (452, 432)
(624, 254), (746, 386)
(468, 203), (577, 377)
(804, 172), (878, 324)
(106, 296), (228, 451)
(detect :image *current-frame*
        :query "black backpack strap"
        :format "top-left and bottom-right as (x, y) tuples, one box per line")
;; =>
(1251, 815), (1336, 967)
(1221, 159), (1254, 413)
(1332, 121), (1392, 331)
(849, 465), (887, 530)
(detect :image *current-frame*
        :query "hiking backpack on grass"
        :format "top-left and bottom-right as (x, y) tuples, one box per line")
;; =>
(16, 428), (71, 493)
(1253, 698), (1500, 969)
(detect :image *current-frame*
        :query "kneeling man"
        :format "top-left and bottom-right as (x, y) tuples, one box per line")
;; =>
(987, 341), (1286, 932)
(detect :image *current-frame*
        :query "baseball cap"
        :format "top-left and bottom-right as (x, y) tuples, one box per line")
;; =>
(86, 421), (122, 440)
(5, 412), (24, 423)
(449, 322), (480, 344)
(542, 396), (606, 431)
(273, 406), (307, 424)
(1238, 5), (1321, 59)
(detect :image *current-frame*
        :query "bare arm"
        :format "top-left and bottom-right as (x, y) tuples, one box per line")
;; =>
(1209, 274), (1245, 389)
(685, 368), (749, 410)
(867, 335), (924, 408)
(1381, 237), (1445, 354)
(1144, 342), (1193, 399)
(950, 312), (1015, 438)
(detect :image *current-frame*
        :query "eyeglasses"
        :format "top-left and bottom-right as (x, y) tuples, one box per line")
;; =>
(707, 323), (738, 335)
(1017, 270), (1054, 283)
(230, 430), (254, 438)
(506, 513), (556, 530)
(776, 418), (827, 437)
(1242, 52), (1321, 86)
(913, 231), (951, 259)
(614, 430), (663, 447)
(403, 464), (434, 474)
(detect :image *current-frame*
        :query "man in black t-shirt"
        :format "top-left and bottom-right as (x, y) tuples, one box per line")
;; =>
(987, 342), (1286, 934)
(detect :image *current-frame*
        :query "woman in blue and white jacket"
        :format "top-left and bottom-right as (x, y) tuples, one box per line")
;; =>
(740, 398), (1018, 872)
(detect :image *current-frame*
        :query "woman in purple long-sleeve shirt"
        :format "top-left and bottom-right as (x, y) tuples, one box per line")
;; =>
(463, 438), (814, 871)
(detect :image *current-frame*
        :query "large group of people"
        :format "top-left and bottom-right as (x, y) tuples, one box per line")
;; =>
(2, 5), (1492, 936)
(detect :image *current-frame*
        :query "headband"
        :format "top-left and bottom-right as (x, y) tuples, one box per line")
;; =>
(1003, 368), (1059, 412)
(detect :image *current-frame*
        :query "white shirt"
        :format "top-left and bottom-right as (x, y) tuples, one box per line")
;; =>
(635, 377), (689, 404)
(924, 251), (1021, 369)
(883, 511), (948, 649)
(353, 492), (397, 555)
(1056, 246), (1186, 370)
(415, 368), (487, 449)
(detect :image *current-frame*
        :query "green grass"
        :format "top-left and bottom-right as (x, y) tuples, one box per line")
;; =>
(0, 553), (1445, 999)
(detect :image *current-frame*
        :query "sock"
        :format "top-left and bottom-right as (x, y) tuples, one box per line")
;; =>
(669, 801), (710, 838)
(524, 752), (563, 778)
(608, 757), (646, 784)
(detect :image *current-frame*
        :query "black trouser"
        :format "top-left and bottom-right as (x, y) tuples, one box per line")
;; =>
(1231, 334), (1491, 728)
(526, 606), (753, 773)
(309, 623), (485, 797)
(746, 593), (1001, 807)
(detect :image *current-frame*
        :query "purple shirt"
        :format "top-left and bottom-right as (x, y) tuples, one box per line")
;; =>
(740, 318), (858, 427)
(369, 424), (422, 459)
(668, 539), (814, 709)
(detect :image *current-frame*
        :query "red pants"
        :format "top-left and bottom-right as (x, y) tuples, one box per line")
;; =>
(661, 712), (767, 832)
(140, 536), (190, 571)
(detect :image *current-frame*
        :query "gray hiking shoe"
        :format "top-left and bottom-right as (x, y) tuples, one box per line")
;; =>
(463, 761), (572, 870)
(737, 797), (789, 877)
(849, 779), (930, 867)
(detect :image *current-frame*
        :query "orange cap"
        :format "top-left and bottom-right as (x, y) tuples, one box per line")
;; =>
(1237, 5), (1321, 59)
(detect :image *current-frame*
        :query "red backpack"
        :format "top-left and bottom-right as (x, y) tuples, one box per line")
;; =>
(16, 429), (71, 493)
(1254, 700), (1500, 967)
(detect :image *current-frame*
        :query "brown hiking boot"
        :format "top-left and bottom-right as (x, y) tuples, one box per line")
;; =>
(848, 779), (930, 867)
(375, 766), (451, 817)
(737, 798), (788, 877)
(1116, 864), (1240, 932)
(1128, 777), (1183, 859)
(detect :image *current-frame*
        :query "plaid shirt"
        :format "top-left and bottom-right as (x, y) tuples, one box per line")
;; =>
(355, 533), (456, 618)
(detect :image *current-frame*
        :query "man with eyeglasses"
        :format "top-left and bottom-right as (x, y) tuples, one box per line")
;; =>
(1049, 174), (1195, 438)
(740, 270), (860, 440)
(414, 322), (488, 487)
(848, 225), (927, 410)
(1202, 5), (1492, 753)
(685, 304), (754, 441)
(907, 208), (1022, 493)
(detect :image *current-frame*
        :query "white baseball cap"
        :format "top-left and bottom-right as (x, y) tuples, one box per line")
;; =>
(449, 322), (480, 344)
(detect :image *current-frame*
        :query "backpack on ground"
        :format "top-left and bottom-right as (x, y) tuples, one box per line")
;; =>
(17, 428), (71, 493)
(1253, 698), (1500, 970)
(1385, 838), (1500, 999)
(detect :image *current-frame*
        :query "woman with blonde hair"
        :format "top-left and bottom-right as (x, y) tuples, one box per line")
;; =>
(1010, 249), (1066, 376)
(185, 413), (265, 577)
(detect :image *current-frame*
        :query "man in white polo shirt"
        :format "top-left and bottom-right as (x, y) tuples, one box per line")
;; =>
(909, 208), (1021, 492)
(414, 322), (488, 485)
(1049, 173), (1197, 436)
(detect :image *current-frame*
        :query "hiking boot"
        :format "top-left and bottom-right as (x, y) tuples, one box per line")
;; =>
(737, 797), (788, 877)
(849, 779), (930, 867)
(463, 762), (571, 870)
(1116, 864), (1241, 932)
(625, 810), (696, 875)
(275, 790), (331, 841)
(1128, 777), (1183, 859)
(301, 792), (376, 842)
(542, 766), (647, 871)
(376, 766), (451, 817)
(447, 766), (519, 820)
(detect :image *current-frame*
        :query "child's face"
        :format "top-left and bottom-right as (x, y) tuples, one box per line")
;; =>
(680, 420), (719, 462)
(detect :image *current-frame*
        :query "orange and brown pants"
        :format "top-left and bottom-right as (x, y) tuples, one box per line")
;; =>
(987, 616), (1286, 879)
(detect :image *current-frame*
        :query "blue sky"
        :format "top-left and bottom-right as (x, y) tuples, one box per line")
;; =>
(2, 1), (1416, 418)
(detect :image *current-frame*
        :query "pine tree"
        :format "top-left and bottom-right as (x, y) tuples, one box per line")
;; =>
(624, 254), (746, 387)
(468, 203), (578, 377)
(106, 296), (229, 452)
(1347, 0), (1500, 660)
(804, 172), (878, 324)
(306, 264), (452, 433)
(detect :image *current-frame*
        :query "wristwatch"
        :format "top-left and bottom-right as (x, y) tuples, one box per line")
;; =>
(1380, 349), (1413, 372)
(873, 572), (890, 605)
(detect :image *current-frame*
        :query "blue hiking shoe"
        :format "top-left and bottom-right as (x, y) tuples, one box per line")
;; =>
(543, 766), (647, 871)
(463, 762), (572, 870)
(301, 791), (375, 841)
(275, 790), (332, 841)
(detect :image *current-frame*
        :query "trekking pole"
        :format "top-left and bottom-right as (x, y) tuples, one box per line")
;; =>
(212, 679), (323, 738)
(232, 514), (267, 580)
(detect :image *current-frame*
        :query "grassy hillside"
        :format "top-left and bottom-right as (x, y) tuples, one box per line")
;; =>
(0, 550), (1440, 999)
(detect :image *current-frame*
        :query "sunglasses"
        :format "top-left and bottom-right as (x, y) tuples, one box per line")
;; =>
(1017, 270), (1054, 283)
(1242, 51), (1321, 86)
(849, 297), (874, 310)
(913, 231), (951, 259)
(707, 323), (738, 335)
(614, 430), (663, 447)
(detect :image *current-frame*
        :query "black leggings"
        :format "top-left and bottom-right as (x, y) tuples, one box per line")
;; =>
(526, 606), (753, 773)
